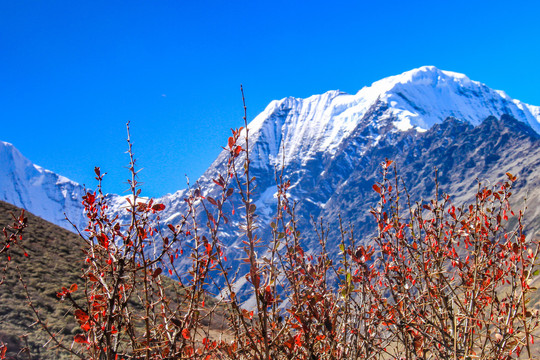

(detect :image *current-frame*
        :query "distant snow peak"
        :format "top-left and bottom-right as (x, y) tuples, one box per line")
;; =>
(0, 141), (87, 231)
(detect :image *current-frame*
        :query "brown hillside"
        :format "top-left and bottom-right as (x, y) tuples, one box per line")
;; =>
(0, 200), (85, 359)
(0, 201), (230, 359)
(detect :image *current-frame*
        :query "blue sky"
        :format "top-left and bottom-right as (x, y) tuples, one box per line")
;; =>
(1, 0), (539, 197)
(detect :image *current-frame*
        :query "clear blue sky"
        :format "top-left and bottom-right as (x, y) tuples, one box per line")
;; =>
(1, 0), (539, 197)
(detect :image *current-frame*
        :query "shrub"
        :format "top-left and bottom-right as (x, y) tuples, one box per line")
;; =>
(3, 101), (539, 359)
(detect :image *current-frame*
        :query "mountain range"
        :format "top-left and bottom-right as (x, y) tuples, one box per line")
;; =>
(1, 66), (539, 300)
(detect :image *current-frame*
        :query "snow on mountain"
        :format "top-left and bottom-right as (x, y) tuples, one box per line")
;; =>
(120, 65), (540, 250)
(1, 65), (540, 306)
(245, 66), (540, 171)
(0, 141), (87, 231)
(1, 65), (540, 243)
(144, 66), (540, 303)
(164, 65), (540, 246)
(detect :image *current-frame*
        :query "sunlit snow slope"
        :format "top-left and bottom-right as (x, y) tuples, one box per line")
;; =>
(0, 141), (86, 230)
(244, 66), (539, 171)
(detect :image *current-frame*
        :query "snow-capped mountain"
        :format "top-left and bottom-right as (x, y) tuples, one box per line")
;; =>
(0, 141), (87, 231)
(245, 66), (539, 171)
(138, 66), (540, 303)
(1, 66), (539, 296)
(169, 66), (540, 231)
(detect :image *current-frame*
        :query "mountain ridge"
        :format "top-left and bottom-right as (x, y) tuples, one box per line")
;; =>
(245, 66), (539, 172)
(1, 66), (539, 245)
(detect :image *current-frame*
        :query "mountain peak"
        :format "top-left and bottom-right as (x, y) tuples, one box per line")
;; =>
(359, 66), (540, 133)
(370, 66), (473, 92)
(0, 140), (86, 231)
(245, 67), (540, 171)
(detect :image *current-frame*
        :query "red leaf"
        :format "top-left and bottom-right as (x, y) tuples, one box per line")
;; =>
(228, 136), (234, 149)
(85, 192), (96, 205)
(152, 268), (162, 278)
(373, 184), (381, 194)
(74, 334), (88, 344)
(96, 233), (109, 249)
(70, 283), (78, 293)
(234, 146), (242, 156)
(74, 309), (89, 323)
(80, 322), (91, 332)
(182, 328), (190, 339)
(152, 203), (165, 212)
(88, 273), (99, 282)
(213, 179), (224, 188)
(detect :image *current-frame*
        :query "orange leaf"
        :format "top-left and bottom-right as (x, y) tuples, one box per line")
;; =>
(182, 328), (190, 339)
(506, 172), (517, 182)
(382, 223), (393, 233)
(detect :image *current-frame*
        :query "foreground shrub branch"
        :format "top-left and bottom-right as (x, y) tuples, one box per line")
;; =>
(4, 107), (539, 359)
